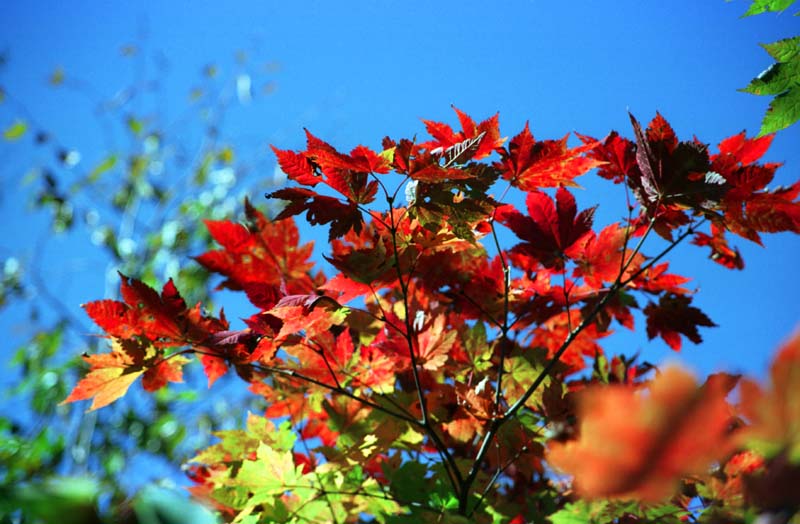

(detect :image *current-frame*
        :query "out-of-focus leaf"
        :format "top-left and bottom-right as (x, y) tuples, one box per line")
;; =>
(3, 119), (27, 141)
(547, 366), (736, 502)
(133, 486), (219, 524)
(127, 116), (144, 135)
(738, 328), (800, 461)
(0, 477), (102, 524)
(49, 66), (65, 86)
(89, 154), (118, 181)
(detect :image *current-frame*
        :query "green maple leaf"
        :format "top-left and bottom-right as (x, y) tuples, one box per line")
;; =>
(739, 0), (799, 17)
(741, 36), (800, 136)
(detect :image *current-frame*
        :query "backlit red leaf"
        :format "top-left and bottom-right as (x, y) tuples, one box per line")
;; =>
(644, 294), (716, 351)
(496, 124), (603, 190)
(421, 106), (504, 161)
(692, 223), (745, 270)
(269, 187), (365, 240)
(577, 131), (637, 184)
(573, 223), (644, 289)
(717, 131), (774, 166)
(83, 299), (139, 339)
(532, 310), (608, 374)
(196, 201), (316, 293)
(270, 145), (321, 186)
(497, 188), (596, 269)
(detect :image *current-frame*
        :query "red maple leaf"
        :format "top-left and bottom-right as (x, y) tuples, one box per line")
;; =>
(495, 123), (604, 190)
(715, 131), (774, 168)
(318, 273), (374, 304)
(83, 274), (226, 347)
(532, 310), (609, 374)
(692, 223), (744, 270)
(269, 187), (366, 240)
(497, 188), (596, 269)
(573, 223), (644, 290)
(270, 145), (321, 186)
(196, 199), (316, 294)
(644, 294), (716, 351)
(625, 113), (727, 240)
(420, 105), (505, 161)
(577, 131), (637, 184)
(630, 262), (692, 295)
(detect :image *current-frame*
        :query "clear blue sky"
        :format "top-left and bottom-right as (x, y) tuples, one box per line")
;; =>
(1, 2), (798, 398)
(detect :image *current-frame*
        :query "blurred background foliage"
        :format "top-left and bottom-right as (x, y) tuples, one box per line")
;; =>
(0, 34), (282, 522)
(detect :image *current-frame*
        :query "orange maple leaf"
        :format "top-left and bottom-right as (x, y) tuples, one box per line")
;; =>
(547, 366), (735, 502)
(737, 328), (800, 460)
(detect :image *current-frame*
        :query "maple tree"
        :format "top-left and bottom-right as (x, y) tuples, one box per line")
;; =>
(62, 104), (800, 523)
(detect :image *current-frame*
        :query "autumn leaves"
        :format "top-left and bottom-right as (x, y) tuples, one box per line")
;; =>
(63, 107), (800, 520)
(548, 330), (799, 507)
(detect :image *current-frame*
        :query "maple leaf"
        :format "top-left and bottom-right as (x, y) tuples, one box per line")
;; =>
(142, 354), (191, 391)
(199, 354), (229, 388)
(268, 300), (347, 344)
(318, 273), (374, 303)
(738, 182), (800, 238)
(630, 262), (692, 296)
(692, 223), (745, 270)
(271, 138), (382, 239)
(443, 255), (510, 323)
(117, 274), (185, 340)
(62, 339), (186, 411)
(268, 187), (365, 240)
(356, 344), (399, 393)
(497, 188), (596, 269)
(420, 105), (505, 161)
(577, 131), (637, 184)
(324, 219), (400, 285)
(82, 299), (139, 339)
(531, 310), (608, 374)
(82, 274), (226, 347)
(408, 163), (500, 241)
(626, 113), (725, 238)
(414, 315), (457, 371)
(196, 200), (316, 293)
(644, 294), (716, 351)
(715, 131), (774, 167)
(573, 223), (644, 290)
(741, 36), (800, 136)
(629, 112), (708, 203)
(547, 366), (736, 502)
(310, 139), (391, 177)
(271, 145), (321, 186)
(738, 327), (800, 460)
(704, 130), (800, 244)
(495, 123), (604, 190)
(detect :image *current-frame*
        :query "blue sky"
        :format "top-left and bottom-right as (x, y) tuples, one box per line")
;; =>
(1, 1), (798, 413)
